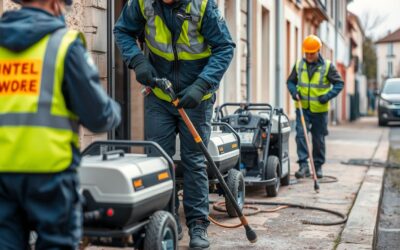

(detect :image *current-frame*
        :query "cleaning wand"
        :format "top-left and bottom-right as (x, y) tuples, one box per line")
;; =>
(154, 78), (258, 243)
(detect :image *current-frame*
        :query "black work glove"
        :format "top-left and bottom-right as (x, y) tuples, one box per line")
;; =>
(291, 90), (299, 101)
(318, 94), (330, 104)
(176, 79), (210, 109)
(130, 54), (157, 88)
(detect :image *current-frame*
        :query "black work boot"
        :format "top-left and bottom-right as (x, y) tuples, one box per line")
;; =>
(295, 163), (311, 179)
(315, 166), (323, 179)
(174, 214), (183, 240)
(189, 220), (210, 250)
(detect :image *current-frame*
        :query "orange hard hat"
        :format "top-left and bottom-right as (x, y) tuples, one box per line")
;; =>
(303, 35), (322, 53)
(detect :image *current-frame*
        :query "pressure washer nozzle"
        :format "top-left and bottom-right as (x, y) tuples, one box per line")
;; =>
(245, 225), (257, 243)
(314, 181), (320, 193)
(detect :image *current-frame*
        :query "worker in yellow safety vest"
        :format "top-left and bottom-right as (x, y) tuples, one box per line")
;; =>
(0, 0), (121, 248)
(114, 0), (235, 248)
(287, 35), (344, 179)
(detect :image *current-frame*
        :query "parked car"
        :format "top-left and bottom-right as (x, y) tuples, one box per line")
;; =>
(377, 78), (400, 126)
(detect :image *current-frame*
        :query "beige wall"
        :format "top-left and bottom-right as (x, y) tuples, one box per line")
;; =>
(376, 41), (400, 88)
(284, 0), (302, 117)
(254, 0), (275, 104)
(216, 0), (242, 104)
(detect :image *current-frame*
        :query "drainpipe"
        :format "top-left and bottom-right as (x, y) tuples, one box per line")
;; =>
(246, 0), (252, 103)
(275, 0), (283, 107)
(107, 0), (116, 139)
(333, 0), (339, 125)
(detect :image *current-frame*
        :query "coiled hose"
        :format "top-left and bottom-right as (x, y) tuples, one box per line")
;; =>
(205, 175), (342, 228)
(209, 200), (347, 228)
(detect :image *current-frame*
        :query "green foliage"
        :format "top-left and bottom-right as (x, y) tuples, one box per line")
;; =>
(362, 37), (377, 80)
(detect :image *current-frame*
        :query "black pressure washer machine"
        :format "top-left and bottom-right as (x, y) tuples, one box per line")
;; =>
(214, 103), (291, 197)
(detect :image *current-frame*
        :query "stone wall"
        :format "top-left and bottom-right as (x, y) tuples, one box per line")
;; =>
(79, 0), (109, 148)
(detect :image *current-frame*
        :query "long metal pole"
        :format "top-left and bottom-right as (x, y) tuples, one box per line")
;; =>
(333, 0), (339, 125)
(275, 0), (283, 107)
(246, 0), (252, 103)
(155, 78), (257, 243)
(107, 0), (116, 139)
(296, 97), (320, 193)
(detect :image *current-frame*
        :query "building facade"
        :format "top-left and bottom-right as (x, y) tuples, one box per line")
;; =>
(376, 28), (400, 88)
(0, 0), (365, 148)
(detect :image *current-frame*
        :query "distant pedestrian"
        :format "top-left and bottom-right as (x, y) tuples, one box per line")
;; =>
(367, 87), (376, 114)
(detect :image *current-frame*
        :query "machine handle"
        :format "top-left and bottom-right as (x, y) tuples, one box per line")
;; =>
(102, 150), (125, 161)
(211, 122), (241, 147)
(215, 102), (273, 121)
(82, 140), (174, 170)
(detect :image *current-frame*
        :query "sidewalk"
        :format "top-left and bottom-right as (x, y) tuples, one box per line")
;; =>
(176, 117), (388, 250)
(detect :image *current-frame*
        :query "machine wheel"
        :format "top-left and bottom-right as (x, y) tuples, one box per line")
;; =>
(144, 210), (178, 250)
(265, 156), (280, 197)
(225, 169), (245, 218)
(280, 159), (291, 186)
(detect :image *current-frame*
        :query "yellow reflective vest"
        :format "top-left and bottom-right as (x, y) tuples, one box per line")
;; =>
(138, 0), (212, 102)
(295, 59), (332, 113)
(0, 29), (83, 173)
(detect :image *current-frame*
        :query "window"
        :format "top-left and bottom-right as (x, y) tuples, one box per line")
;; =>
(387, 43), (394, 56)
(388, 61), (393, 77)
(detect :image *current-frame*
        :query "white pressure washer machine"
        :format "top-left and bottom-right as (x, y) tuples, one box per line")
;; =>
(173, 122), (245, 217)
(214, 103), (291, 197)
(79, 140), (178, 250)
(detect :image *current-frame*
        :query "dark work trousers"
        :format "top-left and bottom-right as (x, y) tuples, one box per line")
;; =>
(0, 171), (82, 250)
(144, 93), (214, 227)
(295, 108), (329, 169)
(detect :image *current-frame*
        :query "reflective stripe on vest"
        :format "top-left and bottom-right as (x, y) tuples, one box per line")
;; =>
(0, 28), (83, 173)
(139, 0), (211, 61)
(295, 59), (331, 113)
(138, 0), (213, 103)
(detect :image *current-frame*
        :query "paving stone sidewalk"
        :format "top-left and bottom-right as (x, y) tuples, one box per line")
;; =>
(177, 117), (387, 250)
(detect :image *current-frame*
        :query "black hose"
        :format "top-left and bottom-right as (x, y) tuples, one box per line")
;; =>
(210, 200), (347, 226)
(290, 175), (339, 184)
(318, 175), (338, 183)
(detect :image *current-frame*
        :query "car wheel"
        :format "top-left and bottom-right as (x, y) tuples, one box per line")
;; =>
(378, 118), (387, 126)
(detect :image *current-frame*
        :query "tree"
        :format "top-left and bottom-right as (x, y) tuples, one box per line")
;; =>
(358, 11), (382, 82)
(360, 11), (387, 39)
(362, 37), (377, 81)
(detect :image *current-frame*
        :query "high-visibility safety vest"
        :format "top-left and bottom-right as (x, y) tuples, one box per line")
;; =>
(139, 0), (212, 102)
(0, 28), (83, 173)
(295, 59), (332, 113)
